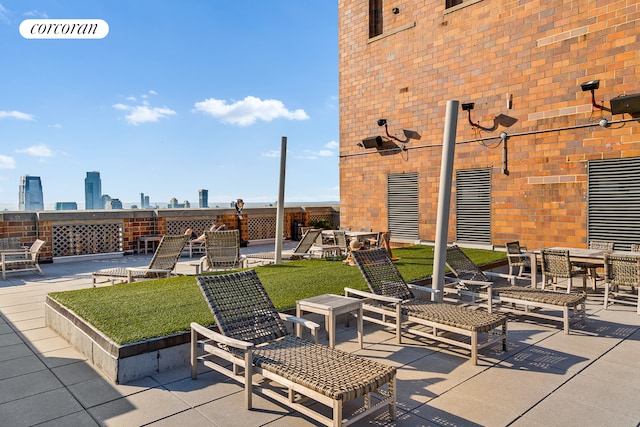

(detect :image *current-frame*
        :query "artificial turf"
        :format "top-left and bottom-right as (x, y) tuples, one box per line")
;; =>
(48, 245), (505, 345)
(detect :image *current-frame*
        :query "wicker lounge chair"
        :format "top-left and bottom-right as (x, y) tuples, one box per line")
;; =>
(191, 270), (396, 427)
(603, 253), (640, 314)
(92, 234), (189, 286)
(1, 239), (45, 280)
(246, 228), (322, 265)
(199, 229), (247, 271)
(446, 245), (586, 334)
(346, 248), (507, 365)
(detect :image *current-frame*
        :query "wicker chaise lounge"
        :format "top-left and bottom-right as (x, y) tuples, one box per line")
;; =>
(246, 228), (322, 265)
(346, 248), (508, 365)
(445, 245), (587, 334)
(92, 234), (189, 286)
(191, 270), (396, 427)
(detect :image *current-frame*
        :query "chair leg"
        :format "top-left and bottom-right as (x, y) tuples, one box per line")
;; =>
(604, 283), (610, 309)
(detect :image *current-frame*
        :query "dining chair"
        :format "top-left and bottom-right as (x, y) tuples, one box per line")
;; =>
(631, 244), (640, 252)
(505, 241), (531, 277)
(574, 240), (615, 291)
(540, 248), (587, 293)
(603, 253), (640, 314)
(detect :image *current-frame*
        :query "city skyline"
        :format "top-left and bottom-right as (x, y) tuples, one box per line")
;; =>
(0, 1), (339, 208)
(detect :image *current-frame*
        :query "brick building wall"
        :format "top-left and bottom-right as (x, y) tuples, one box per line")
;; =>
(339, 0), (640, 249)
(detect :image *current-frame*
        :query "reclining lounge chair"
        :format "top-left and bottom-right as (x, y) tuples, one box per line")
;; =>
(191, 270), (396, 427)
(92, 234), (189, 286)
(199, 229), (247, 271)
(246, 228), (322, 265)
(346, 248), (508, 365)
(445, 245), (586, 334)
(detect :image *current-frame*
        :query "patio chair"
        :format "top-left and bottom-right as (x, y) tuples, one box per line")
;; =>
(632, 244), (640, 252)
(1, 239), (45, 280)
(346, 248), (508, 365)
(446, 245), (586, 334)
(541, 248), (588, 293)
(572, 240), (615, 291)
(603, 253), (640, 314)
(190, 270), (396, 426)
(199, 229), (247, 271)
(246, 228), (322, 265)
(311, 230), (348, 258)
(505, 241), (531, 277)
(92, 234), (189, 286)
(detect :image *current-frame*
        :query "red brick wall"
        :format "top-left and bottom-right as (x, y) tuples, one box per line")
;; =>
(339, 0), (640, 249)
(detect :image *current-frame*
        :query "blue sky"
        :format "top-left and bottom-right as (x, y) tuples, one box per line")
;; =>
(0, 1), (338, 209)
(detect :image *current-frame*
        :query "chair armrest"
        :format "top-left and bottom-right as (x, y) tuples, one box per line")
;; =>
(407, 283), (441, 296)
(190, 322), (254, 350)
(126, 267), (171, 274)
(279, 312), (320, 334)
(444, 277), (492, 290)
(344, 287), (402, 304)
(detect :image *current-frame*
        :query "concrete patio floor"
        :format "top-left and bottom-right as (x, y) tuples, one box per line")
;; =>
(1, 243), (640, 426)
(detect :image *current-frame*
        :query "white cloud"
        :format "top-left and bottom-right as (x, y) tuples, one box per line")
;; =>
(125, 96), (136, 101)
(113, 102), (176, 125)
(23, 9), (48, 18)
(16, 144), (54, 158)
(148, 90), (158, 95)
(0, 110), (34, 121)
(0, 4), (10, 24)
(261, 150), (280, 158)
(193, 96), (309, 126)
(325, 140), (338, 149)
(49, 123), (62, 129)
(0, 154), (16, 169)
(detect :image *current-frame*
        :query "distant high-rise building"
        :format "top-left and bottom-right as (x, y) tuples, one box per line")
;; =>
(140, 192), (145, 208)
(55, 202), (77, 210)
(105, 198), (122, 209)
(18, 175), (44, 211)
(199, 189), (208, 208)
(101, 194), (111, 209)
(85, 171), (102, 210)
(144, 195), (149, 208)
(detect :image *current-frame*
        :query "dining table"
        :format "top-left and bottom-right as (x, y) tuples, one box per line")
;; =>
(529, 246), (639, 289)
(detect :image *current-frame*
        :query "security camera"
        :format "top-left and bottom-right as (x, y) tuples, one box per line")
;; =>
(377, 119), (387, 127)
(580, 80), (600, 92)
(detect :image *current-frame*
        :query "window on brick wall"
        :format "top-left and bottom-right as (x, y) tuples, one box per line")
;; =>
(455, 168), (491, 245)
(446, 0), (463, 8)
(387, 172), (419, 240)
(588, 157), (640, 250)
(369, 0), (383, 38)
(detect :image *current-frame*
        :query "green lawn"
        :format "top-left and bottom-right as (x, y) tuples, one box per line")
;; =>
(48, 245), (505, 345)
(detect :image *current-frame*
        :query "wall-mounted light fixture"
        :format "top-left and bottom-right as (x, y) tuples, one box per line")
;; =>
(392, 7), (400, 14)
(461, 103), (480, 128)
(378, 118), (410, 143)
(580, 79), (611, 112)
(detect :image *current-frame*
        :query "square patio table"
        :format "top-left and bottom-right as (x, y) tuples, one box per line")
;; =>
(296, 294), (363, 349)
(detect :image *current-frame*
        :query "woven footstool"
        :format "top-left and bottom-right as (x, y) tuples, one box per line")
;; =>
(493, 287), (587, 333)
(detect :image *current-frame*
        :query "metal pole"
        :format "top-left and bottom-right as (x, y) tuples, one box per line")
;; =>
(432, 101), (459, 301)
(274, 136), (287, 263)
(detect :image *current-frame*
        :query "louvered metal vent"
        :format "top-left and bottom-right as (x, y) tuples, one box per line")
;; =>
(455, 168), (491, 244)
(588, 157), (640, 251)
(387, 172), (419, 240)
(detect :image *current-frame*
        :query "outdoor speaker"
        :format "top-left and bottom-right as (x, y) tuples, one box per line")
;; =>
(610, 94), (640, 115)
(361, 136), (383, 148)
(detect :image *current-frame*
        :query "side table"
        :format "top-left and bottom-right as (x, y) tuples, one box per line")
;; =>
(137, 236), (162, 255)
(296, 294), (363, 349)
